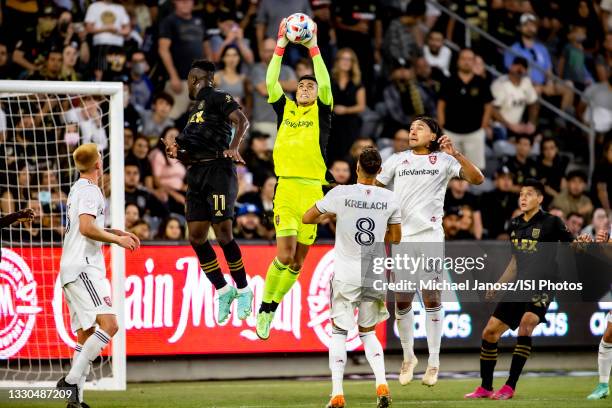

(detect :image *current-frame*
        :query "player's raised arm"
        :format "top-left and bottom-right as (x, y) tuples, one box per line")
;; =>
(303, 24), (332, 106)
(265, 19), (288, 103)
(0, 208), (35, 228)
(226, 108), (250, 164)
(439, 135), (485, 185)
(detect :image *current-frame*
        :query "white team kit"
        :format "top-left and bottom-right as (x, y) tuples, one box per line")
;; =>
(377, 150), (461, 287)
(315, 184), (401, 331)
(60, 178), (115, 333)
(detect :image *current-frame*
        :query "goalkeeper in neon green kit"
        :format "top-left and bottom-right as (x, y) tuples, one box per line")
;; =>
(256, 18), (333, 340)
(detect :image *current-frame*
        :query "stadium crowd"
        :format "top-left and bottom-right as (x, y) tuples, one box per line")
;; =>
(0, 0), (611, 242)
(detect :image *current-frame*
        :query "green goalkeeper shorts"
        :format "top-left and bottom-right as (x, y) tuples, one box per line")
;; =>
(273, 177), (323, 245)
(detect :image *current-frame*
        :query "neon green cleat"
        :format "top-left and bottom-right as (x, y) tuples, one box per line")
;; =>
(256, 311), (274, 340)
(587, 383), (609, 400)
(236, 288), (253, 320)
(217, 286), (237, 324)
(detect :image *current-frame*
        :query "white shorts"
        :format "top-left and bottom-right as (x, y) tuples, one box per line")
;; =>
(392, 227), (445, 292)
(63, 271), (115, 333)
(330, 279), (390, 332)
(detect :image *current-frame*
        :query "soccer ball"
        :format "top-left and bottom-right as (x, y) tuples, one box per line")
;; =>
(285, 13), (315, 44)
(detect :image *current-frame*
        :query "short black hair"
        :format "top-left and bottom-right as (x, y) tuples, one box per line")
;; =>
(567, 212), (585, 221)
(298, 74), (317, 84)
(516, 133), (532, 144)
(541, 135), (558, 147)
(153, 91), (175, 106)
(358, 148), (382, 176)
(190, 59), (216, 73)
(413, 115), (443, 151)
(511, 56), (529, 68)
(521, 178), (545, 196)
(566, 169), (587, 183)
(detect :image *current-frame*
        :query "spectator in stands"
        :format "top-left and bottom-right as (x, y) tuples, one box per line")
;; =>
(242, 132), (273, 187)
(504, 134), (538, 190)
(255, 0), (312, 64)
(27, 47), (63, 80)
(123, 84), (142, 134)
(233, 203), (265, 240)
(139, 92), (175, 145)
(491, 57), (539, 156)
(444, 178), (483, 240)
(12, 5), (59, 77)
(236, 163), (258, 199)
(214, 45), (252, 115)
(414, 57), (441, 104)
(447, 0), (489, 48)
(211, 16), (254, 64)
(551, 170), (594, 223)
(129, 218), (151, 240)
(595, 33), (612, 83)
(238, 175), (276, 240)
(438, 48), (493, 170)
(580, 72), (612, 136)
(572, 0), (603, 55)
(60, 42), (80, 81)
(480, 166), (518, 239)
(379, 128), (411, 162)
(581, 208), (610, 239)
(10, 199), (62, 242)
(1, 0), (39, 51)
(379, 58), (435, 140)
(64, 96), (108, 151)
(36, 169), (68, 215)
(55, 10), (89, 64)
(295, 58), (314, 79)
(0, 161), (31, 214)
(602, 0), (612, 33)
(423, 30), (451, 78)
(126, 135), (154, 190)
(549, 206), (565, 221)
(155, 216), (185, 240)
(124, 163), (168, 219)
(85, 0), (130, 81)
(537, 136), (568, 207)
(592, 140), (612, 212)
(328, 160), (351, 186)
(346, 137), (375, 183)
(333, 0), (380, 96)
(382, 3), (424, 74)
(248, 38), (296, 146)
(149, 129), (187, 215)
(565, 212), (585, 237)
(0, 41), (11, 79)
(159, 0), (211, 119)
(504, 13), (574, 113)
(558, 25), (594, 92)
(443, 206), (474, 240)
(310, 0), (336, 66)
(489, 0), (521, 47)
(129, 51), (153, 112)
(125, 203), (141, 230)
(328, 48), (366, 163)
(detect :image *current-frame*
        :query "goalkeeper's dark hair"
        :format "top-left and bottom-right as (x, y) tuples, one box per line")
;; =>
(190, 59), (216, 74)
(358, 148), (382, 176)
(521, 178), (545, 196)
(414, 115), (443, 152)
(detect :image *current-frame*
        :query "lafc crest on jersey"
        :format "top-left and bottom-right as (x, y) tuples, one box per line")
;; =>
(188, 101), (206, 123)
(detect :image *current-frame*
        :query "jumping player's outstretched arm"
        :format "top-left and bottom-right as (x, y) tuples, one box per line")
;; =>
(265, 19), (288, 103)
(0, 208), (34, 228)
(303, 25), (332, 106)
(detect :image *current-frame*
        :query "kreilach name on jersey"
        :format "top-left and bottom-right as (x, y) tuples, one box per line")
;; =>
(344, 199), (388, 210)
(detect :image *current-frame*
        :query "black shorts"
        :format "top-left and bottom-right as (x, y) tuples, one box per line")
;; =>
(185, 160), (237, 223)
(492, 301), (549, 330)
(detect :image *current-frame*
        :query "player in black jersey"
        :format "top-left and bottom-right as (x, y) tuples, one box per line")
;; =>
(1, 208), (35, 255)
(162, 59), (252, 325)
(465, 179), (583, 400)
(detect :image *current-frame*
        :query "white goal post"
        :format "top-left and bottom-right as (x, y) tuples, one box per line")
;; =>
(0, 80), (125, 390)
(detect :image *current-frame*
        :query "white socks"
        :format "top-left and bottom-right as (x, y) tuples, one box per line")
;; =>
(72, 344), (90, 402)
(599, 340), (612, 384)
(360, 331), (387, 387)
(396, 306), (415, 362)
(329, 328), (347, 396)
(425, 305), (443, 367)
(66, 329), (111, 385)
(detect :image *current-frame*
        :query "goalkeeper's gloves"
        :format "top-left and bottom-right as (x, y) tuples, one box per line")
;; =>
(276, 18), (289, 51)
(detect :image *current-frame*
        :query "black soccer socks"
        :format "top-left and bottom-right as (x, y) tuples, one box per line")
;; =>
(221, 240), (248, 289)
(194, 241), (227, 290)
(507, 336), (532, 389)
(480, 339), (498, 391)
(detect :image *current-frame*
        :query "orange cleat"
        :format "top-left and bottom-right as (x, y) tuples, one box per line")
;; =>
(325, 394), (345, 408)
(376, 384), (392, 407)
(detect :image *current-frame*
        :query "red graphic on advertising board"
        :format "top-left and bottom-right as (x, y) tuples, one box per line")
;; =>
(0, 245), (386, 358)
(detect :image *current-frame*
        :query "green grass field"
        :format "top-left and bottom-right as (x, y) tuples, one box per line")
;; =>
(3, 376), (609, 408)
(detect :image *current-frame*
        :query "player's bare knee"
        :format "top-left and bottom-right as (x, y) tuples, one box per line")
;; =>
(396, 301), (412, 312)
(290, 261), (303, 272)
(277, 253), (294, 266)
(422, 290), (441, 307)
(482, 324), (502, 343)
(517, 324), (535, 337)
(189, 234), (207, 248)
(213, 221), (234, 246)
(97, 315), (118, 337)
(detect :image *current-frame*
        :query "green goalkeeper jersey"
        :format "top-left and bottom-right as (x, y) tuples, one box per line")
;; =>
(266, 53), (333, 184)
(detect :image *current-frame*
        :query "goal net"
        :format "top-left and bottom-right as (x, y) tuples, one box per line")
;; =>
(0, 81), (125, 390)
